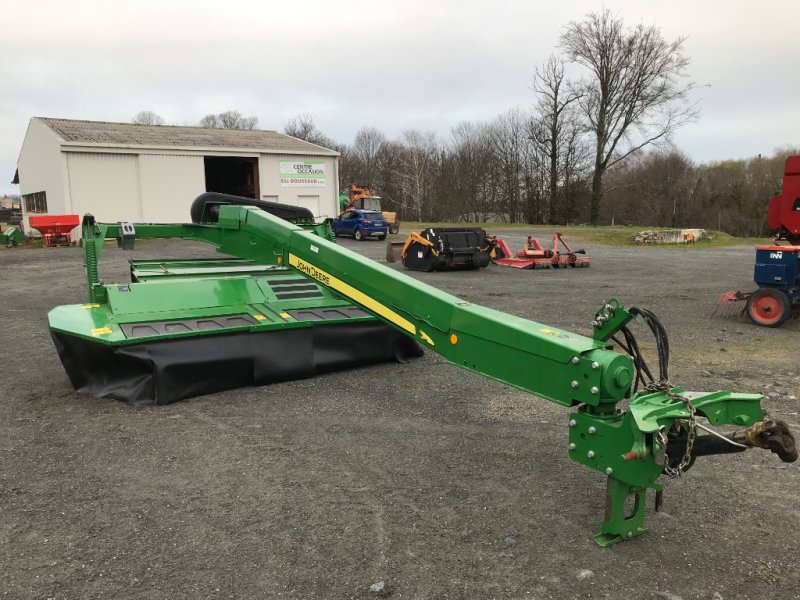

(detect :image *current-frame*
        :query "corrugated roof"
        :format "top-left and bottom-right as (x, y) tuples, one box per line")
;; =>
(36, 117), (338, 156)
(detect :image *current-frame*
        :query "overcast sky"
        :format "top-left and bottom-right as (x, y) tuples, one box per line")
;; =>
(3, 0), (799, 195)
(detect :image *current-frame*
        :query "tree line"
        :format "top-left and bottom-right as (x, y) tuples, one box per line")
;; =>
(287, 113), (796, 237)
(132, 109), (259, 130)
(133, 10), (795, 236)
(602, 148), (798, 237)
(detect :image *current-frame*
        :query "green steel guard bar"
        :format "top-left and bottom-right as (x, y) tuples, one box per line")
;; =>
(83, 208), (793, 546)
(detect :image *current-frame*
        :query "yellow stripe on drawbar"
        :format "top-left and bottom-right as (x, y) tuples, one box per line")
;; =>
(288, 253), (417, 335)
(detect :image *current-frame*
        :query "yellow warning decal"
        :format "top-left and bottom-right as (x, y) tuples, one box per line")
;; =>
(82, 304), (101, 309)
(288, 254), (417, 335)
(91, 326), (113, 336)
(419, 330), (435, 347)
(539, 327), (576, 341)
(252, 314), (266, 321)
(279, 312), (292, 319)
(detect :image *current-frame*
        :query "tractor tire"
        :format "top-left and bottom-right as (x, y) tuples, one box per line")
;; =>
(354, 229), (364, 241)
(389, 223), (400, 235)
(746, 288), (791, 327)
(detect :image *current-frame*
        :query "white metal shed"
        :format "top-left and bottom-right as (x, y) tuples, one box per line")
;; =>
(14, 117), (340, 237)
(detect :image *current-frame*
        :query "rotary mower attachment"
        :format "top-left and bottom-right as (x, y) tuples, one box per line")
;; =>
(492, 231), (589, 269)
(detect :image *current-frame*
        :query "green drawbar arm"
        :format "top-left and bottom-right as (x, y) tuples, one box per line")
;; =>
(88, 206), (795, 546)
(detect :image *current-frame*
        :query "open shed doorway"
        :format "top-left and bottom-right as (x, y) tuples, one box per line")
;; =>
(204, 156), (260, 198)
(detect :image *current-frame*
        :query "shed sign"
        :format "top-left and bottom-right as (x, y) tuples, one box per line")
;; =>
(280, 161), (326, 187)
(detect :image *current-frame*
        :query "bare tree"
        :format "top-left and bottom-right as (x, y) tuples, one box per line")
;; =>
(132, 111), (165, 126)
(603, 149), (694, 226)
(395, 130), (439, 221)
(284, 113), (335, 148)
(448, 122), (497, 221)
(490, 109), (534, 223)
(200, 110), (258, 130)
(350, 127), (389, 189)
(338, 127), (405, 214)
(597, 148), (800, 235)
(530, 55), (583, 223)
(199, 115), (218, 128)
(560, 8), (698, 224)
(373, 139), (405, 214)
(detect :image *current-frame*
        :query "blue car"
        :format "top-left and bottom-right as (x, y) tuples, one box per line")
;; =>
(331, 209), (388, 241)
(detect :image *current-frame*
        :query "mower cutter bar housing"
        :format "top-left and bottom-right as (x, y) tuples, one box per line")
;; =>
(49, 249), (422, 404)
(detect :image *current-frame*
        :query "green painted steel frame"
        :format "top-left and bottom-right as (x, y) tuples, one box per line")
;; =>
(74, 207), (770, 545)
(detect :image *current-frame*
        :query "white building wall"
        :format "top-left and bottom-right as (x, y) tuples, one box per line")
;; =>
(17, 117), (341, 239)
(16, 119), (69, 234)
(138, 154), (206, 222)
(65, 153), (141, 223)
(258, 153), (338, 219)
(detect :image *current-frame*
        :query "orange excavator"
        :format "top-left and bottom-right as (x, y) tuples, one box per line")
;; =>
(339, 185), (400, 234)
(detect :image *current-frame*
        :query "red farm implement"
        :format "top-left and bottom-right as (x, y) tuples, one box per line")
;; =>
(29, 214), (80, 247)
(713, 156), (800, 327)
(493, 232), (590, 269)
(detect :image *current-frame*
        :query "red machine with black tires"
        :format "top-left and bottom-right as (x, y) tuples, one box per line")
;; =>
(715, 156), (800, 326)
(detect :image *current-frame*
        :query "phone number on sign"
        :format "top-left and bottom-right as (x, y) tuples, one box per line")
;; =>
(281, 178), (324, 185)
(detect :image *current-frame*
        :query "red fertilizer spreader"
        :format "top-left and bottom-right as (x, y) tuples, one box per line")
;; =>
(28, 215), (80, 247)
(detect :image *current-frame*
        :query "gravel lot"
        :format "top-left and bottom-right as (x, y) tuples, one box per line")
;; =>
(1, 229), (799, 599)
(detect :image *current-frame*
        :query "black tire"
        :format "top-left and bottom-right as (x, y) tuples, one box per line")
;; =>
(746, 288), (791, 327)
(377, 234), (386, 241)
(389, 223), (400, 235)
(392, 337), (425, 363)
(354, 229), (364, 241)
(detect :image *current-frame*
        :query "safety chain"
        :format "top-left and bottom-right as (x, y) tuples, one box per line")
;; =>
(650, 381), (696, 478)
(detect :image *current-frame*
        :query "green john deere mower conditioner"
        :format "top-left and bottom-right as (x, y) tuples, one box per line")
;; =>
(47, 193), (796, 546)
(49, 193), (422, 405)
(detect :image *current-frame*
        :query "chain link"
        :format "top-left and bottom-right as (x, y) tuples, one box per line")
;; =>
(649, 380), (696, 477)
